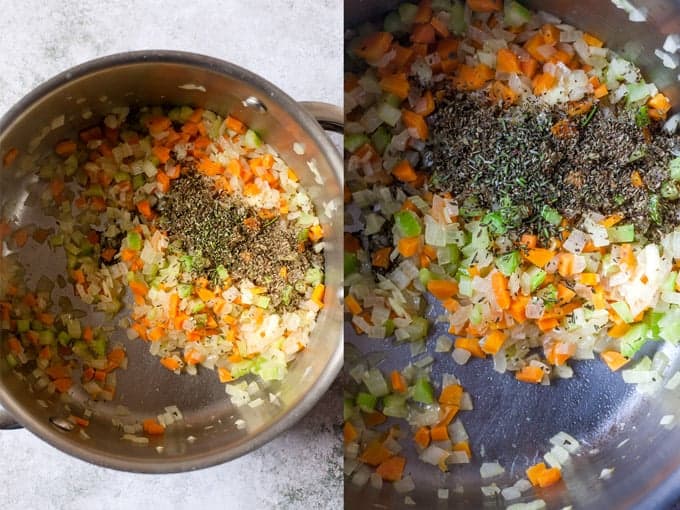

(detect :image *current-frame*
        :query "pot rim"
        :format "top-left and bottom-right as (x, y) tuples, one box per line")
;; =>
(0, 49), (343, 473)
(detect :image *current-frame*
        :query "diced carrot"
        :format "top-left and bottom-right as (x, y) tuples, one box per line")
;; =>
(439, 384), (463, 406)
(402, 110), (429, 140)
(217, 367), (233, 383)
(607, 322), (631, 339)
(90, 196), (107, 212)
(525, 33), (547, 62)
(50, 178), (65, 199)
(582, 32), (604, 47)
(354, 32), (393, 62)
(430, 16), (449, 38)
(411, 23), (436, 44)
(496, 48), (521, 74)
(467, 0), (501, 11)
(594, 83), (608, 98)
(557, 283), (576, 304)
(427, 279), (459, 300)
(3, 147), (18, 167)
(481, 329), (507, 354)
(601, 350), (630, 371)
(524, 248), (555, 268)
(120, 248), (137, 262)
(537, 467), (562, 487)
(54, 378), (73, 393)
(72, 269), (86, 284)
(55, 139), (77, 157)
(372, 246), (392, 269)
(414, 426), (431, 448)
(312, 284), (325, 307)
(579, 272), (599, 286)
(148, 326), (165, 342)
(309, 224), (324, 242)
(631, 170), (643, 188)
(519, 57), (539, 79)
(490, 80), (518, 105)
(521, 233), (538, 249)
(128, 280), (148, 296)
(376, 455), (406, 482)
(184, 349), (205, 366)
(533, 72), (556, 95)
(12, 228), (29, 248)
(46, 365), (70, 380)
(79, 126), (102, 142)
(359, 440), (393, 466)
(453, 441), (472, 459)
(345, 295), (362, 315)
(344, 421), (358, 443)
(156, 171), (171, 193)
(414, 0), (433, 23)
(508, 295), (529, 324)
(527, 462), (547, 486)
(516, 365), (544, 384)
(197, 287), (215, 302)
(152, 146), (171, 164)
(364, 411), (387, 427)
(82, 325), (93, 342)
(648, 93), (671, 114)
(541, 24), (560, 45)
(136, 200), (154, 219)
(143, 418), (166, 436)
(491, 271), (511, 309)
(7, 337), (23, 354)
(198, 158), (223, 176)
(160, 357), (181, 371)
(537, 317), (559, 332)
(391, 370), (407, 393)
(430, 424), (449, 442)
(455, 64), (494, 91)
(455, 337), (485, 358)
(619, 243), (636, 269)
(168, 293), (180, 320)
(414, 90), (435, 117)
(392, 159), (418, 182)
(380, 73), (410, 99)
(554, 253), (575, 277)
(398, 236), (421, 257)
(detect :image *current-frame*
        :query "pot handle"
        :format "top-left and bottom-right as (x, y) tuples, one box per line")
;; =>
(0, 405), (20, 430)
(300, 102), (343, 134)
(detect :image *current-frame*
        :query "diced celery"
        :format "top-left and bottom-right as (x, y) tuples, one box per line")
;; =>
(636, 106), (650, 128)
(38, 330), (55, 346)
(344, 397), (356, 421)
(305, 267), (324, 286)
(537, 284), (557, 307)
(344, 133), (369, 153)
(496, 251), (520, 276)
(57, 331), (71, 346)
(528, 266), (547, 292)
(460, 196), (485, 218)
(394, 211), (422, 237)
(432, 0), (452, 10)
(541, 205), (562, 226)
(383, 93), (403, 108)
(16, 319), (30, 333)
(66, 318), (81, 339)
(231, 360), (254, 378)
(384, 10), (405, 33)
(91, 335), (106, 358)
(281, 285), (294, 306)
(446, 244), (461, 267)
(413, 377), (434, 404)
(408, 317), (430, 341)
(356, 391), (378, 413)
(113, 171), (130, 183)
(612, 301), (634, 323)
(216, 265), (229, 282)
(376, 101), (402, 127)
(297, 228), (309, 242)
(84, 184), (103, 197)
(621, 323), (650, 357)
(504, 0), (532, 27)
(470, 304), (483, 325)
(127, 231), (142, 251)
(626, 82), (654, 104)
(398, 3), (418, 25)
(244, 129), (262, 149)
(670, 157), (680, 181)
(254, 295), (270, 309)
(384, 318), (396, 337)
(132, 173), (146, 190)
(371, 126), (392, 155)
(177, 283), (193, 298)
(607, 224), (635, 243)
(383, 393), (409, 418)
(190, 299), (205, 313)
(362, 368), (390, 397)
(662, 271), (678, 293)
(645, 310), (664, 338)
(659, 311), (680, 343)
(448, 0), (466, 34)
(661, 181), (680, 200)
(649, 194), (662, 225)
(458, 274), (473, 297)
(482, 212), (506, 235)
(6, 353), (17, 368)
(344, 252), (359, 277)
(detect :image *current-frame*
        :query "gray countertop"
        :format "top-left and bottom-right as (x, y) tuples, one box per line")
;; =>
(0, 1), (343, 508)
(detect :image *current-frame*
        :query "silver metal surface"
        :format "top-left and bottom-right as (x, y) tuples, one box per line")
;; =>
(0, 50), (343, 472)
(345, 1), (680, 509)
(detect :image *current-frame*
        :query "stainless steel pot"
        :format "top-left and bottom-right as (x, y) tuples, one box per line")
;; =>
(345, 1), (680, 508)
(0, 50), (343, 472)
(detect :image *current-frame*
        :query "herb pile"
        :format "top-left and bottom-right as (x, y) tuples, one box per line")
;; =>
(427, 93), (680, 240)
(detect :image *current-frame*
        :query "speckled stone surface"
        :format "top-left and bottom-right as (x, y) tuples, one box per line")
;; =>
(0, 1), (343, 509)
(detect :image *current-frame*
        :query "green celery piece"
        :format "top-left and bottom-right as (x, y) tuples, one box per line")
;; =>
(458, 274), (473, 297)
(670, 157), (680, 181)
(281, 285), (294, 306)
(607, 224), (635, 243)
(216, 265), (229, 282)
(482, 212), (507, 235)
(662, 271), (678, 293)
(496, 251), (520, 276)
(371, 126), (392, 155)
(382, 93), (403, 108)
(504, 0), (532, 27)
(177, 283), (193, 298)
(304, 267), (324, 286)
(645, 310), (664, 338)
(244, 129), (262, 149)
(620, 323), (650, 357)
(419, 268), (434, 287)
(412, 377), (434, 404)
(5, 353), (17, 368)
(409, 317), (429, 341)
(612, 301), (634, 323)
(528, 267), (547, 292)
(344, 252), (359, 276)
(356, 391), (378, 413)
(127, 231), (142, 251)
(343, 397), (355, 421)
(382, 393), (409, 418)
(470, 304), (483, 325)
(16, 319), (30, 333)
(362, 368), (390, 397)
(649, 194), (662, 225)
(384, 318), (396, 337)
(91, 335), (107, 358)
(383, 10), (404, 33)
(661, 181), (680, 200)
(398, 3), (418, 25)
(344, 133), (369, 153)
(57, 331), (71, 346)
(448, 0), (466, 34)
(394, 210), (422, 237)
(635, 106), (650, 128)
(38, 330), (55, 346)
(132, 174), (146, 190)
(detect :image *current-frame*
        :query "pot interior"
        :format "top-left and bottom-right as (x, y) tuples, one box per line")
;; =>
(0, 51), (342, 472)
